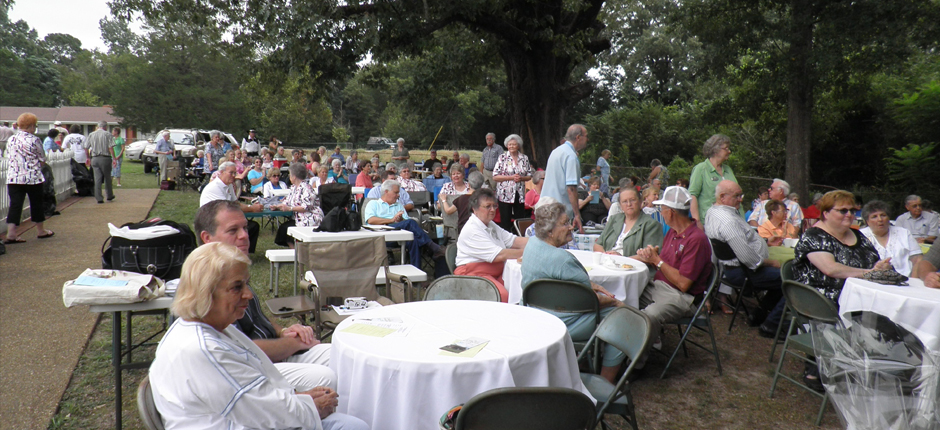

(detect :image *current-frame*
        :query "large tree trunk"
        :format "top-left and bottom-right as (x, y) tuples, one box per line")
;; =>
(500, 44), (593, 168)
(785, 0), (815, 202)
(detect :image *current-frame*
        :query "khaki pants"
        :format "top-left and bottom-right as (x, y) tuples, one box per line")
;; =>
(635, 280), (695, 368)
(482, 169), (497, 190)
(158, 154), (169, 181)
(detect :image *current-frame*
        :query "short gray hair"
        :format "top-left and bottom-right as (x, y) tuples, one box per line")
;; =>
(289, 162), (308, 180)
(531, 170), (545, 185)
(905, 195), (921, 206)
(773, 178), (791, 195)
(172, 242), (250, 320)
(486, 132), (495, 139)
(467, 171), (485, 190)
(459, 153), (469, 161)
(469, 188), (497, 210)
(450, 162), (464, 175)
(564, 124), (586, 142)
(533, 202), (567, 240)
(209, 130), (222, 139)
(397, 138), (405, 144)
(702, 134), (731, 158)
(381, 179), (401, 194)
(331, 158), (342, 167)
(504, 134), (523, 148)
(618, 177), (633, 189)
(98, 120), (107, 129)
(219, 161), (236, 172)
(861, 200), (891, 221)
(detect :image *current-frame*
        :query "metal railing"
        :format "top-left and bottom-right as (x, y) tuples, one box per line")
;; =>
(0, 150), (76, 235)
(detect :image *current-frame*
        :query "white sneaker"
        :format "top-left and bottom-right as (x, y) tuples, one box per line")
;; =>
(652, 336), (662, 351)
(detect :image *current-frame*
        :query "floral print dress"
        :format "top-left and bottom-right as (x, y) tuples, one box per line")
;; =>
(284, 181), (324, 228)
(492, 152), (532, 203)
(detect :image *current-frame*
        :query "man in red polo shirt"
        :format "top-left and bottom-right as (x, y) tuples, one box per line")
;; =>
(634, 186), (714, 351)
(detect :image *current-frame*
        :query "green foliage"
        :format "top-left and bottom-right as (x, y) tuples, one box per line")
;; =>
(42, 33), (83, 66)
(243, 69), (332, 144)
(65, 89), (102, 107)
(666, 156), (697, 184)
(0, 6), (62, 106)
(891, 81), (940, 145)
(586, 100), (710, 167)
(884, 142), (939, 197)
(331, 127), (350, 143)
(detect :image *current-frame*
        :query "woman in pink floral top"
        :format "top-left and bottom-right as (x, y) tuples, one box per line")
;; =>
(5, 113), (55, 244)
(492, 134), (532, 231)
(273, 163), (325, 248)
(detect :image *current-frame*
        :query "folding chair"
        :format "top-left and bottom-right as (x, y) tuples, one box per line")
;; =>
(577, 307), (653, 430)
(522, 278), (600, 353)
(769, 259), (796, 362)
(450, 387), (596, 430)
(659, 262), (723, 379)
(442, 194), (460, 243)
(768, 279), (839, 426)
(265, 236), (392, 339)
(514, 218), (534, 236)
(445, 244), (458, 274)
(361, 197), (378, 224)
(137, 375), (165, 430)
(409, 190), (432, 218)
(709, 238), (753, 333)
(423, 275), (501, 301)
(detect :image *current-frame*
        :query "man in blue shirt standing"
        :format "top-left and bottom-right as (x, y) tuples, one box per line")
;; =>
(364, 180), (444, 268)
(541, 124), (589, 232)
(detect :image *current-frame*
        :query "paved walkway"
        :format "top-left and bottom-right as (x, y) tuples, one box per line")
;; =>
(0, 189), (159, 429)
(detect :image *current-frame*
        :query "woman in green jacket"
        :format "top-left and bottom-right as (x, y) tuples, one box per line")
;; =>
(593, 187), (664, 258)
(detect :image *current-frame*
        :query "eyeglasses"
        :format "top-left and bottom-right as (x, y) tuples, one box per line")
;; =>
(832, 208), (853, 215)
(480, 204), (499, 211)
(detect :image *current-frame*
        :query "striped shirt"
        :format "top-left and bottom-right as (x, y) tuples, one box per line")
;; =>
(705, 204), (768, 269)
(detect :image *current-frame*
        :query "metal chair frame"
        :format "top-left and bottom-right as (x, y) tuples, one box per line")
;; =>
(136, 375), (165, 430)
(423, 275), (501, 301)
(453, 387), (596, 430)
(658, 262), (724, 379)
(768, 279), (840, 426)
(522, 278), (601, 353)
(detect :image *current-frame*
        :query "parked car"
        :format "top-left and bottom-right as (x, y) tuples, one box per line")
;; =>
(366, 137), (396, 150)
(125, 139), (149, 161)
(142, 129), (238, 173)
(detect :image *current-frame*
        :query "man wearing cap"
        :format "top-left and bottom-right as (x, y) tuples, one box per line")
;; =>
(633, 186), (713, 347)
(480, 132), (503, 190)
(541, 124), (590, 232)
(242, 129), (260, 157)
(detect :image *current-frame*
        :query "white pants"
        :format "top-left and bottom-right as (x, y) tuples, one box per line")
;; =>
(323, 413), (370, 430)
(275, 344), (335, 391)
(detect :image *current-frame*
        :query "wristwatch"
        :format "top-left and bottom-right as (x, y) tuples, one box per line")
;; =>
(656, 260), (665, 269)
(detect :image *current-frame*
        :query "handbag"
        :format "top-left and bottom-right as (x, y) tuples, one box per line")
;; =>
(101, 219), (197, 280)
(317, 206), (349, 232)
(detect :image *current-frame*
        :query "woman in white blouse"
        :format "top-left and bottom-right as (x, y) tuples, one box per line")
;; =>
(860, 200), (923, 276)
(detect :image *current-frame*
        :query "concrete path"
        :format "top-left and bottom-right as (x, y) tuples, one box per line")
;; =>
(0, 189), (159, 429)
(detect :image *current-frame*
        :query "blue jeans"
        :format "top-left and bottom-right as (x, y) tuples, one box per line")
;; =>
(723, 265), (785, 327)
(389, 219), (435, 268)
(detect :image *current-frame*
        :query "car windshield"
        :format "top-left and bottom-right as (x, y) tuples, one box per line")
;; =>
(169, 132), (194, 145)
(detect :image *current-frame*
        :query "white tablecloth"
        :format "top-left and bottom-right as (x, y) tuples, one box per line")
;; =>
(839, 277), (940, 351)
(331, 300), (592, 430)
(502, 249), (649, 306)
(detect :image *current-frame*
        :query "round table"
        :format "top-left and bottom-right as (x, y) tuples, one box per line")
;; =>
(502, 249), (650, 306)
(839, 277), (940, 352)
(331, 300), (592, 430)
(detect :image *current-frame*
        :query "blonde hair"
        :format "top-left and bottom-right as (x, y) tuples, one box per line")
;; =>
(818, 190), (856, 221)
(171, 243), (250, 320)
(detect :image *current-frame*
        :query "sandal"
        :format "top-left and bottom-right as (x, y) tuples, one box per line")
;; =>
(3, 238), (26, 244)
(38, 231), (55, 239)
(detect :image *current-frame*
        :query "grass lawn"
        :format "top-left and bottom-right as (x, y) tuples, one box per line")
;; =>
(48, 158), (843, 430)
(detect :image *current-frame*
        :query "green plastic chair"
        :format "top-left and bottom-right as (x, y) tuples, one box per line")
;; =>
(452, 387), (596, 430)
(445, 244), (458, 274)
(768, 259), (796, 362)
(658, 262), (724, 379)
(768, 278), (839, 426)
(576, 307), (652, 430)
(424, 275), (501, 301)
(522, 279), (601, 353)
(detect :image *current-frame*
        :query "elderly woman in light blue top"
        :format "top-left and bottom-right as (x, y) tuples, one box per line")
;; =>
(521, 201), (626, 383)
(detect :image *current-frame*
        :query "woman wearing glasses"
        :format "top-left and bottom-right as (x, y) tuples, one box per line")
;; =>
(793, 190), (892, 302)
(688, 134), (738, 227)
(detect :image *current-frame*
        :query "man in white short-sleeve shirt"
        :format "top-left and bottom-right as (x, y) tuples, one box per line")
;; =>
(541, 124), (589, 232)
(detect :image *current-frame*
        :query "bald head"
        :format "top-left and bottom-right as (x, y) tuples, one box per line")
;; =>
(715, 180), (743, 209)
